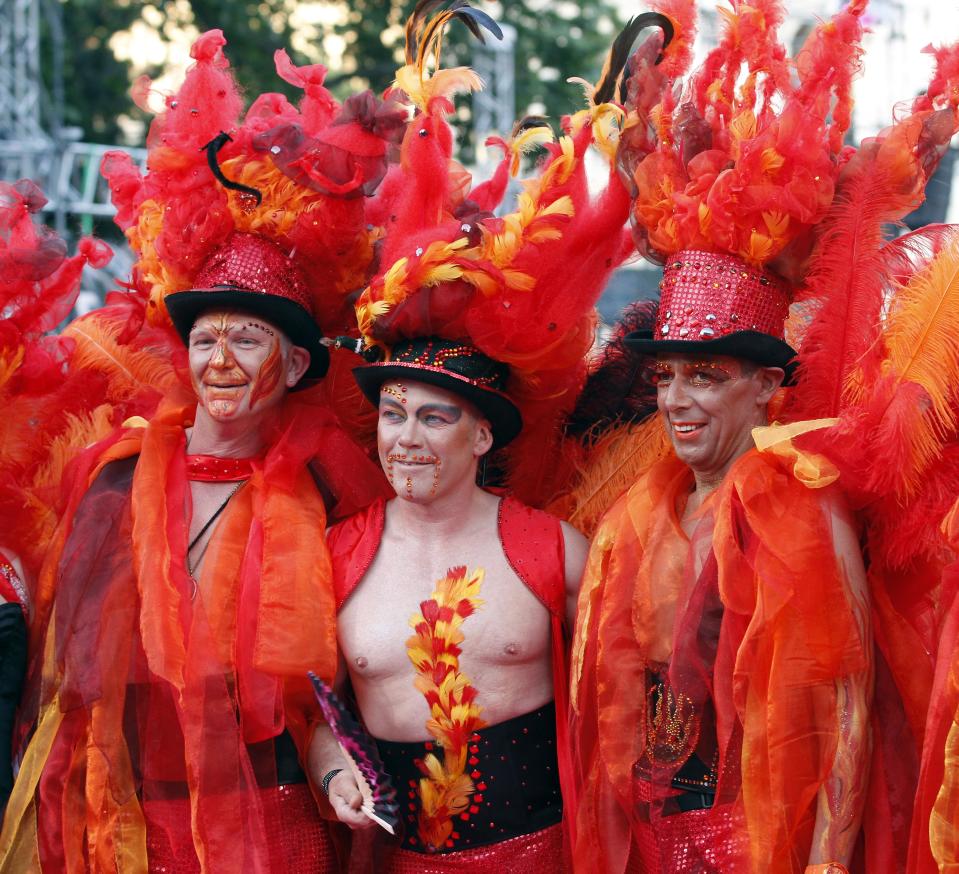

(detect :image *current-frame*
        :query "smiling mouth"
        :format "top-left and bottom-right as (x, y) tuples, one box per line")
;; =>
(672, 422), (706, 437)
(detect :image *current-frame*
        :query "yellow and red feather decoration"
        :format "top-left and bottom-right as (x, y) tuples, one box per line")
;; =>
(405, 565), (486, 850)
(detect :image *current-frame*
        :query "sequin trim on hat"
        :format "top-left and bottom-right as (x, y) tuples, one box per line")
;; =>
(655, 250), (789, 342)
(192, 232), (314, 314)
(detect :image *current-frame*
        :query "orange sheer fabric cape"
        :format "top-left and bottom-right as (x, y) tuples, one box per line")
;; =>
(909, 502), (959, 873)
(569, 449), (869, 874)
(0, 398), (355, 871)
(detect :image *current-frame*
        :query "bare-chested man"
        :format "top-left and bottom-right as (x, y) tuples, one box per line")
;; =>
(312, 337), (588, 872)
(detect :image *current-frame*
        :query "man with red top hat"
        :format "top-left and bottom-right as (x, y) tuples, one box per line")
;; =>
(0, 33), (393, 873)
(566, 2), (885, 872)
(569, 0), (959, 869)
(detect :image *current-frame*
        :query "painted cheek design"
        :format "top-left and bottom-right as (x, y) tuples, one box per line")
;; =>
(248, 339), (283, 409)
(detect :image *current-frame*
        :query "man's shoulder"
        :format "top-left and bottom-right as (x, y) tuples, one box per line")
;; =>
(327, 496), (386, 543)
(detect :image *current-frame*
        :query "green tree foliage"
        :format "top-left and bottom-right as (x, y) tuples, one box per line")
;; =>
(50, 0), (620, 149)
(327, 0), (620, 155)
(52, 0), (301, 144)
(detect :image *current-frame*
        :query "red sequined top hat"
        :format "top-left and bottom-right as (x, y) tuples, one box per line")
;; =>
(165, 231), (328, 378)
(626, 250), (797, 374)
(618, 0), (872, 376)
(101, 29), (404, 384)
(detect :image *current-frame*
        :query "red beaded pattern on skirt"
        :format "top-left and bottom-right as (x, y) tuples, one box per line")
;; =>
(655, 250), (790, 342)
(380, 823), (566, 873)
(628, 779), (748, 873)
(143, 784), (336, 873)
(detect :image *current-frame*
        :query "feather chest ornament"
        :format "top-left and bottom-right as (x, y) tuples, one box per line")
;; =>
(405, 565), (486, 851)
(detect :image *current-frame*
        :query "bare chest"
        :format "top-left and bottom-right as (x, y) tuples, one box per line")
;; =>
(338, 538), (551, 681)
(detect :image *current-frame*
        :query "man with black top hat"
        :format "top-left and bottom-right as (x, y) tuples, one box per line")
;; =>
(0, 33), (392, 873)
(314, 337), (588, 873)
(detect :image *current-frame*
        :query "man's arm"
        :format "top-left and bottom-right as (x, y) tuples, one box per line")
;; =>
(560, 521), (589, 635)
(306, 658), (376, 831)
(806, 497), (874, 870)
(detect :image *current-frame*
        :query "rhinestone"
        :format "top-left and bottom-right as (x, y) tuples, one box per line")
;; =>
(730, 314), (739, 322)
(705, 314), (716, 321)
(415, 247), (424, 256)
(679, 327), (690, 337)
(270, 145), (281, 155)
(461, 223), (472, 232)
(660, 324), (669, 335)
(665, 310), (671, 319)
(700, 327), (715, 337)
(418, 128), (428, 137)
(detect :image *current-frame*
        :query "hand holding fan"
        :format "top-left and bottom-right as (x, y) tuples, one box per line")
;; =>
(308, 672), (401, 834)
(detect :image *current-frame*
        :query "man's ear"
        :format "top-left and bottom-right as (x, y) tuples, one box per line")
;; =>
(473, 418), (494, 457)
(756, 366), (785, 405)
(286, 346), (311, 387)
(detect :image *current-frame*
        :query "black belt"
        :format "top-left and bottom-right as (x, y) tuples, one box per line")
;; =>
(375, 701), (563, 853)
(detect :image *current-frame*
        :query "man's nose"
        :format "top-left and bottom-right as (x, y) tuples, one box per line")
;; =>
(209, 339), (231, 368)
(662, 377), (691, 411)
(396, 415), (422, 446)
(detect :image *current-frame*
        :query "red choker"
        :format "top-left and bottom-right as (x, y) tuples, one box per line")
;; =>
(185, 454), (258, 482)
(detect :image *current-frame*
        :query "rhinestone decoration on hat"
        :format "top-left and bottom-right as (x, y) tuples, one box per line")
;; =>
(192, 232), (314, 314)
(655, 250), (790, 342)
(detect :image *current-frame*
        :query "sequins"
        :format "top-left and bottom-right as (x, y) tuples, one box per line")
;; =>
(191, 232), (314, 314)
(143, 784), (336, 872)
(653, 250), (789, 343)
(380, 823), (565, 873)
(628, 788), (748, 873)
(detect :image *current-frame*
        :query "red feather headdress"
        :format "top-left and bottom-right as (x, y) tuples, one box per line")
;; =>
(351, 4), (679, 502)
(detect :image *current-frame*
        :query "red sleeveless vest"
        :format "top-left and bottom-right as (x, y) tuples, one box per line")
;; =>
(327, 495), (566, 618)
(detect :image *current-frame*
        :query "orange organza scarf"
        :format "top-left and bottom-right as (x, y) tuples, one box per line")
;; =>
(570, 451), (868, 874)
(0, 399), (338, 872)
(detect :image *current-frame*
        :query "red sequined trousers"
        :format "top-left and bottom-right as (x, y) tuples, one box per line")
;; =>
(378, 823), (565, 873)
(625, 779), (746, 873)
(144, 783), (337, 873)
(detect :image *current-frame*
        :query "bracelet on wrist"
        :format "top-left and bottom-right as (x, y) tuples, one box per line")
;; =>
(321, 767), (344, 796)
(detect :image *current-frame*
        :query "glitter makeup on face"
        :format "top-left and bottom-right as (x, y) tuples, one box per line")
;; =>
(248, 337), (283, 409)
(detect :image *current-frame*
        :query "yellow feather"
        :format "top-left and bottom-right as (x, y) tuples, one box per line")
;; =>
(878, 230), (959, 492)
(65, 316), (178, 402)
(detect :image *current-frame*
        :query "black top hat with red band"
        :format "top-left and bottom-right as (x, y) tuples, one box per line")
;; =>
(354, 336), (522, 449)
(165, 231), (329, 380)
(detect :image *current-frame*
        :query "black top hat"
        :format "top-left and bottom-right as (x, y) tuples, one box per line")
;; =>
(353, 337), (523, 449)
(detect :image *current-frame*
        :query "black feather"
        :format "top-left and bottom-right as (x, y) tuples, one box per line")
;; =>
(452, 6), (504, 43)
(202, 132), (262, 206)
(512, 115), (553, 137)
(565, 300), (659, 439)
(594, 12), (675, 106)
(406, 0), (447, 64)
